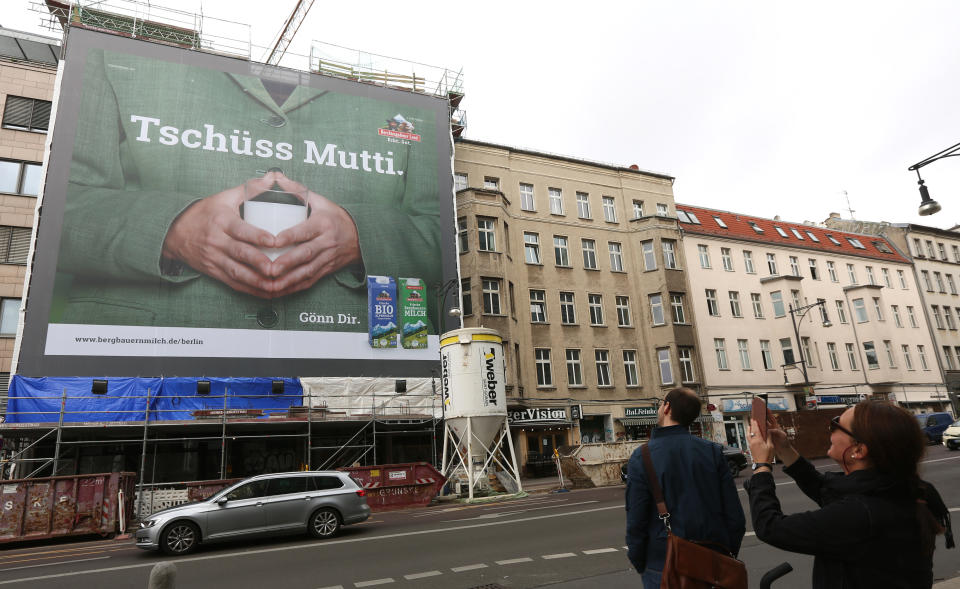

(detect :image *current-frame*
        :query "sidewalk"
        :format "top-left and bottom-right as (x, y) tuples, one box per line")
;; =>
(936, 578), (960, 588)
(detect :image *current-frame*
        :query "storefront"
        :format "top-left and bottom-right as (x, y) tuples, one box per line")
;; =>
(720, 395), (791, 451)
(618, 406), (659, 441)
(508, 406), (575, 477)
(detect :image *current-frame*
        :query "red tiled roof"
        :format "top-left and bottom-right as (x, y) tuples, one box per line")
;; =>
(676, 204), (909, 264)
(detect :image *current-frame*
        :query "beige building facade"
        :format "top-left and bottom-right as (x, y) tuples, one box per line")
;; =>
(453, 139), (707, 474)
(679, 205), (948, 450)
(0, 29), (58, 407)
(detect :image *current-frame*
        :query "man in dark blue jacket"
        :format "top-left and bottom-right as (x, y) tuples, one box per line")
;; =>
(625, 387), (746, 588)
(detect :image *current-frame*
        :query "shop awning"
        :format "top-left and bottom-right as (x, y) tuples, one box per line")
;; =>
(620, 418), (657, 426)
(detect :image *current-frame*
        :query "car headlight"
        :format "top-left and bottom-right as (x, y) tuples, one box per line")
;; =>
(139, 520), (157, 529)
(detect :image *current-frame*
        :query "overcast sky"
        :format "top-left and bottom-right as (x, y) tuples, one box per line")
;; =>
(6, 0), (960, 229)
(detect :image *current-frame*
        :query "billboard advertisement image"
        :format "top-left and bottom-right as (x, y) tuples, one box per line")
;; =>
(16, 27), (456, 377)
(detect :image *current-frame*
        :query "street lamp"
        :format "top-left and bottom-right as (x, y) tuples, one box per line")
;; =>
(787, 298), (831, 386)
(907, 140), (960, 216)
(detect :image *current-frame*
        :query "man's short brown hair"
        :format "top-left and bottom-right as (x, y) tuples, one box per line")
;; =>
(664, 387), (701, 427)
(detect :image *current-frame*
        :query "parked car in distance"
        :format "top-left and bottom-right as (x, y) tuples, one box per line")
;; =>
(619, 444), (748, 483)
(916, 412), (954, 445)
(942, 419), (960, 450)
(136, 471), (370, 555)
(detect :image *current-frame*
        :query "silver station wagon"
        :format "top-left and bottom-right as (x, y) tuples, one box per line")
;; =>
(136, 471), (371, 555)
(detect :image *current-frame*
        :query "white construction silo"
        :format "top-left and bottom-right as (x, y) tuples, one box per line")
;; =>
(440, 328), (522, 499)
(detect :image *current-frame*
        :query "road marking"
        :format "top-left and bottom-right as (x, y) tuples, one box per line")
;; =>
(0, 544), (130, 561)
(451, 564), (487, 572)
(496, 557), (533, 565)
(403, 571), (442, 580)
(443, 501), (599, 522)
(0, 548), (130, 568)
(317, 585), (344, 589)
(583, 548), (619, 555)
(543, 553), (577, 559)
(0, 557), (110, 574)
(355, 579), (394, 587)
(950, 508), (960, 513)
(745, 532), (756, 537)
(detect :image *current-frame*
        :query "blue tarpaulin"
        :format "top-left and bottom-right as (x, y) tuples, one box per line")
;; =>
(6, 376), (303, 423)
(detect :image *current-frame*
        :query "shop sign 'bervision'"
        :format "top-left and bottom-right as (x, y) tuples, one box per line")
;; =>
(508, 407), (568, 424)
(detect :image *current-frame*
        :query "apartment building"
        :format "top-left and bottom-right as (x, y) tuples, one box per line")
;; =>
(454, 139), (706, 471)
(678, 204), (947, 449)
(0, 29), (59, 405)
(824, 215), (960, 411)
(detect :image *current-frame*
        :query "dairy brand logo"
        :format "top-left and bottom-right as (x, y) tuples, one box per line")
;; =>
(484, 347), (498, 406)
(378, 113), (421, 143)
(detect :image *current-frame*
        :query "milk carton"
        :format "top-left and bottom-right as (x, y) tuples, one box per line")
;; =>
(399, 277), (429, 349)
(367, 275), (397, 348)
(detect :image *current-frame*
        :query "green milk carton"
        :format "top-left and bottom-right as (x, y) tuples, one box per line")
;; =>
(399, 277), (429, 349)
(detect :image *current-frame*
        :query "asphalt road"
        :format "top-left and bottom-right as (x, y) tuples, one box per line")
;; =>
(1, 446), (958, 589)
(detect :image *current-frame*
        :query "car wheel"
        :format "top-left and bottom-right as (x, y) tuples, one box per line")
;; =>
(727, 459), (741, 478)
(308, 508), (341, 539)
(160, 521), (199, 556)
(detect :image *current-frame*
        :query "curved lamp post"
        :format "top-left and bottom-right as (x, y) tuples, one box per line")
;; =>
(786, 298), (832, 386)
(907, 141), (960, 216)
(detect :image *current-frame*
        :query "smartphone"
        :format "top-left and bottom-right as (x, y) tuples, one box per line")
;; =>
(751, 397), (768, 441)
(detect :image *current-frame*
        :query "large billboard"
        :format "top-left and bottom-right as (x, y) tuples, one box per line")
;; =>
(16, 27), (457, 377)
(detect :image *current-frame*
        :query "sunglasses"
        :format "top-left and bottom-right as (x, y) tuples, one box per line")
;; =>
(829, 415), (858, 441)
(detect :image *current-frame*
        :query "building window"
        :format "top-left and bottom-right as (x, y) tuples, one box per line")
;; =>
(922, 271), (934, 291)
(827, 343), (841, 370)
(801, 337), (815, 367)
(947, 274), (958, 295)
(907, 306), (918, 328)
(766, 253), (778, 275)
(863, 341), (879, 369)
(918, 345), (929, 370)
(885, 341), (897, 368)
(662, 240), (678, 269)
(454, 279), (470, 318)
(554, 236), (570, 266)
(519, 183), (535, 211)
(616, 295), (632, 327)
(775, 226), (789, 238)
(845, 343), (859, 370)
(602, 196), (617, 222)
(729, 291), (742, 318)
(751, 293), (764, 318)
(872, 297), (884, 321)
(608, 242), (623, 272)
(595, 349), (612, 386)
(549, 187), (563, 215)
(535, 349), (553, 386)
(713, 216), (727, 228)
(743, 250), (755, 274)
(932, 305), (944, 329)
(891, 305), (902, 327)
(576, 192), (591, 219)
(945, 307), (956, 330)
(522, 232), (541, 264)
(721, 248), (734, 271)
(623, 350), (639, 386)
(482, 278), (501, 314)
(770, 291), (785, 318)
(789, 256), (801, 277)
(0, 226), (31, 264)
(678, 347), (696, 382)
(738, 339), (752, 370)
(560, 292), (576, 324)
(698, 244), (711, 268)
(902, 345), (914, 370)
(0, 160), (42, 196)
(926, 240), (936, 258)
(835, 300), (848, 324)
(847, 264), (858, 285)
(898, 270), (908, 289)
(0, 298), (18, 335)
(866, 266), (876, 285)
(483, 177), (499, 190)
(582, 239), (598, 269)
(656, 203), (669, 217)
(914, 238), (924, 257)
(649, 294), (665, 325)
(477, 217), (496, 252)
(566, 349), (583, 386)
(852, 298), (868, 323)
(456, 217), (468, 254)
(780, 338), (795, 365)
(749, 221), (764, 234)
(705, 289), (719, 317)
(530, 290), (547, 323)
(827, 261), (838, 282)
(848, 237), (866, 249)
(589, 294), (604, 325)
(935, 272), (946, 293)
(632, 200), (644, 219)
(714, 338), (729, 370)
(760, 340), (773, 370)
(658, 349), (674, 385)
(453, 173), (467, 191)
(809, 259), (819, 280)
(881, 268), (891, 288)
(2, 96), (51, 132)
(642, 240), (657, 271)
(955, 347), (960, 369)
(954, 245), (960, 263)
(671, 294), (686, 324)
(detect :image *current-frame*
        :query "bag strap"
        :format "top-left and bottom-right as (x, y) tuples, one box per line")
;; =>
(641, 444), (671, 532)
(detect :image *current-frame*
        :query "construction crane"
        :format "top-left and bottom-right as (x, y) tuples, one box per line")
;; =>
(263, 0), (315, 66)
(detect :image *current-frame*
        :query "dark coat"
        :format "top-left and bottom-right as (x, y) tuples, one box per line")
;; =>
(625, 425), (746, 574)
(745, 457), (935, 588)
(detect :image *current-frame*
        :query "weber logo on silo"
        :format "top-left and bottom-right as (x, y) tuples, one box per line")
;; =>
(441, 353), (451, 406)
(483, 347), (498, 406)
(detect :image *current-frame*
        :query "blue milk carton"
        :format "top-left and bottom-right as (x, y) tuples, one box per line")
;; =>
(368, 275), (398, 348)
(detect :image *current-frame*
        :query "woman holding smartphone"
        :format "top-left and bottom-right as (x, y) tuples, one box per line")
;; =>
(745, 400), (953, 588)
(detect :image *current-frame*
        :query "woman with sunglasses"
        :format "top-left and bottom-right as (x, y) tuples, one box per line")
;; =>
(745, 400), (953, 588)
